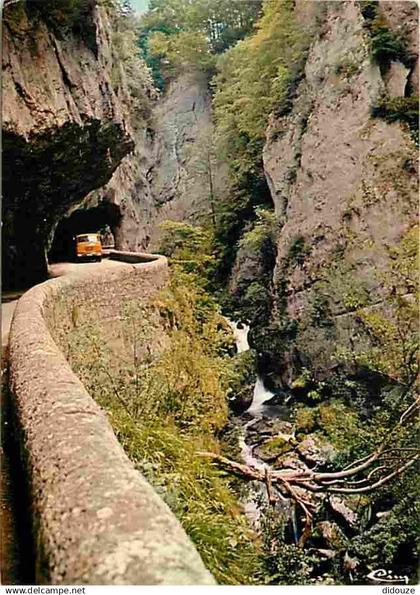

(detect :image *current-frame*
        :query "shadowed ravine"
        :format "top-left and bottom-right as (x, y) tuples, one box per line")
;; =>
(229, 321), (296, 531)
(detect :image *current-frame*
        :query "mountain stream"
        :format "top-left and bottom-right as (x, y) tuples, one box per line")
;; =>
(229, 321), (296, 532)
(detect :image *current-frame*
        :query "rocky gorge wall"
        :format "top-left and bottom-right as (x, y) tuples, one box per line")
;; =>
(8, 251), (214, 585)
(2, 1), (136, 288)
(260, 0), (418, 382)
(2, 0), (224, 287)
(89, 70), (226, 251)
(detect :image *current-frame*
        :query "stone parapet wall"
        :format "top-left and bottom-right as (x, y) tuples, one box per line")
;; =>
(8, 253), (215, 585)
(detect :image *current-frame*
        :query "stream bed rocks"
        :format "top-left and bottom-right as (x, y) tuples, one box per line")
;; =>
(229, 320), (362, 579)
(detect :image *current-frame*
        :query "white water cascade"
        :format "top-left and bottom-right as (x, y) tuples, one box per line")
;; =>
(229, 320), (281, 525)
(229, 320), (276, 415)
(229, 319), (294, 527)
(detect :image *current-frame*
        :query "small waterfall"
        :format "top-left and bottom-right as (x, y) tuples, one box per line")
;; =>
(229, 320), (250, 353)
(228, 319), (305, 539)
(228, 318), (290, 526)
(247, 376), (276, 415)
(228, 319), (276, 415)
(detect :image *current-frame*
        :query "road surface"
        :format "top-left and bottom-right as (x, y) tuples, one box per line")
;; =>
(48, 258), (133, 278)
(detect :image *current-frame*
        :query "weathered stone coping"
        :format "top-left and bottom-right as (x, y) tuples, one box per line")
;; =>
(106, 249), (161, 263)
(8, 252), (215, 585)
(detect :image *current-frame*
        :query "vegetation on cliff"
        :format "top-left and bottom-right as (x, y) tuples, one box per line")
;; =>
(62, 0), (420, 585)
(138, 0), (262, 86)
(203, 227), (419, 584)
(130, 0), (419, 584)
(62, 264), (263, 585)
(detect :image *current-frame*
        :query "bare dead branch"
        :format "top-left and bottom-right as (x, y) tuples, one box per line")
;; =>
(324, 454), (419, 494)
(265, 467), (277, 505)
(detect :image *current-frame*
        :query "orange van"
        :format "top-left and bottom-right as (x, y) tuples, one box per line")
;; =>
(75, 233), (102, 262)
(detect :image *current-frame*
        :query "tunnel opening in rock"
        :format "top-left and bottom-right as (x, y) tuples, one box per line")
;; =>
(2, 121), (133, 289)
(48, 203), (122, 262)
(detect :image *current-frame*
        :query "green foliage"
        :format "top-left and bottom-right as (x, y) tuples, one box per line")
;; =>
(224, 208), (279, 325)
(258, 435), (293, 460)
(182, 122), (220, 228)
(240, 282), (272, 324)
(285, 235), (311, 267)
(148, 30), (216, 75)
(109, 7), (157, 128)
(348, 470), (420, 582)
(291, 367), (312, 390)
(338, 227), (419, 384)
(307, 293), (334, 329)
(239, 209), (278, 252)
(316, 402), (363, 452)
(250, 317), (298, 374)
(62, 269), (261, 584)
(212, 173), (272, 286)
(3, 0), (27, 29)
(294, 407), (316, 433)
(294, 400), (364, 454)
(199, 1), (308, 285)
(213, 0), (309, 182)
(224, 349), (257, 411)
(143, 0), (262, 53)
(208, 0), (310, 291)
(25, 0), (85, 30)
(359, 2), (414, 68)
(370, 22), (410, 65)
(260, 509), (318, 584)
(130, 420), (261, 585)
(139, 0), (262, 85)
(334, 56), (360, 79)
(158, 220), (216, 283)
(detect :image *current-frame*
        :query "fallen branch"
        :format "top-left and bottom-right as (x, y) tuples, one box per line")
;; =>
(198, 397), (419, 544)
(265, 467), (277, 505)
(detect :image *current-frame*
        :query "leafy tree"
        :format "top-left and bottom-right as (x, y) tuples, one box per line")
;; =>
(210, 0), (310, 288)
(339, 226), (419, 386)
(148, 30), (215, 75)
(158, 220), (215, 283)
(183, 123), (221, 228)
(25, 0), (85, 29)
(139, 0), (263, 85)
(109, 4), (157, 128)
(213, 0), (310, 181)
(144, 0), (262, 52)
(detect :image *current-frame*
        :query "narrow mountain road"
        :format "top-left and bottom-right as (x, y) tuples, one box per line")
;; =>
(48, 258), (133, 278)
(1, 258), (133, 584)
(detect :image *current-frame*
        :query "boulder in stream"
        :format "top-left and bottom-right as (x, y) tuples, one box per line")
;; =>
(246, 418), (293, 444)
(296, 436), (336, 467)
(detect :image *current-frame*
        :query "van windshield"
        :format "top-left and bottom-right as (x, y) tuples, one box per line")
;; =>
(77, 235), (99, 243)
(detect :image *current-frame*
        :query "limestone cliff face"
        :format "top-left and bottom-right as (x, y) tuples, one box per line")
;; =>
(262, 0), (418, 381)
(2, 1), (133, 288)
(147, 71), (221, 246)
(3, 0), (225, 285)
(379, 0), (419, 94)
(94, 70), (225, 252)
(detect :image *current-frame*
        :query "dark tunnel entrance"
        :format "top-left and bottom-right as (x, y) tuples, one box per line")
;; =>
(48, 202), (121, 262)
